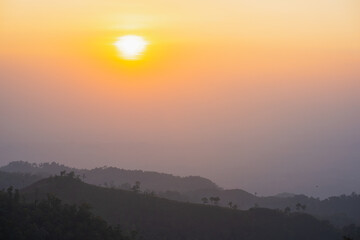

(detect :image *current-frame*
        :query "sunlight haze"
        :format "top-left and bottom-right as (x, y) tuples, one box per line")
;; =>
(1, 0), (360, 198)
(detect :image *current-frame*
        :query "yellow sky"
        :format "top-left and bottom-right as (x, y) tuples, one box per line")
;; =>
(1, 0), (360, 197)
(1, 0), (359, 58)
(0, 0), (358, 101)
(1, 0), (359, 119)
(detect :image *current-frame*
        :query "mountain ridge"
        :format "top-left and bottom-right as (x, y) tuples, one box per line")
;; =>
(1, 161), (219, 192)
(2, 161), (360, 227)
(20, 175), (341, 240)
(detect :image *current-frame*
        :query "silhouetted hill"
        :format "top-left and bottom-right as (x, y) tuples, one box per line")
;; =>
(273, 192), (297, 198)
(179, 190), (360, 227)
(0, 171), (42, 190)
(21, 175), (341, 240)
(0, 187), (134, 240)
(2, 161), (360, 227)
(1, 161), (219, 192)
(257, 194), (360, 227)
(184, 188), (257, 207)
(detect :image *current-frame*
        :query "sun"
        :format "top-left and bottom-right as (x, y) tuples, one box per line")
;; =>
(114, 35), (148, 60)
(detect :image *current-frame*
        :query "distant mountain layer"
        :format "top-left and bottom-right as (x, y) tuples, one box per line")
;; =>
(21, 175), (341, 240)
(0, 161), (219, 192)
(2, 161), (360, 227)
(274, 192), (297, 198)
(0, 171), (42, 190)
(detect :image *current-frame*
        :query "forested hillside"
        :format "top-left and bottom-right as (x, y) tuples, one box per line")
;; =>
(2, 161), (360, 227)
(0, 187), (134, 240)
(20, 174), (343, 240)
(183, 189), (360, 226)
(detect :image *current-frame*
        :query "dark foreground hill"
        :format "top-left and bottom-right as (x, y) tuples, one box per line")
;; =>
(21, 175), (341, 240)
(0, 187), (133, 240)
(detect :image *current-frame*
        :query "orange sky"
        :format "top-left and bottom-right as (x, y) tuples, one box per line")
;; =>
(1, 0), (359, 75)
(1, 0), (360, 197)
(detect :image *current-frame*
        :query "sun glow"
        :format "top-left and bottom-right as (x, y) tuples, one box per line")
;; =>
(114, 35), (148, 60)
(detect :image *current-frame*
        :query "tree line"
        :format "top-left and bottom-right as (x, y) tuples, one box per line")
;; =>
(0, 186), (136, 240)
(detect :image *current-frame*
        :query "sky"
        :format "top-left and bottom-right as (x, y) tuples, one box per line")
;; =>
(1, 0), (360, 198)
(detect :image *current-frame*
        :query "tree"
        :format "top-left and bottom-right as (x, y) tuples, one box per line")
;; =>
(0, 187), (135, 240)
(131, 181), (141, 193)
(201, 197), (209, 204)
(301, 204), (306, 211)
(209, 196), (220, 206)
(295, 203), (306, 211)
(284, 206), (291, 214)
(67, 171), (75, 178)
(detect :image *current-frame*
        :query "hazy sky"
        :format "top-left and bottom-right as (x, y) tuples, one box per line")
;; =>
(1, 0), (360, 198)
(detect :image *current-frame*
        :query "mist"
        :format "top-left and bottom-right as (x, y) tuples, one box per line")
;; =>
(1, 58), (360, 199)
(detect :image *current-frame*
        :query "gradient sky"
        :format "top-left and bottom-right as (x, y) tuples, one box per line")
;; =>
(1, 0), (360, 198)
